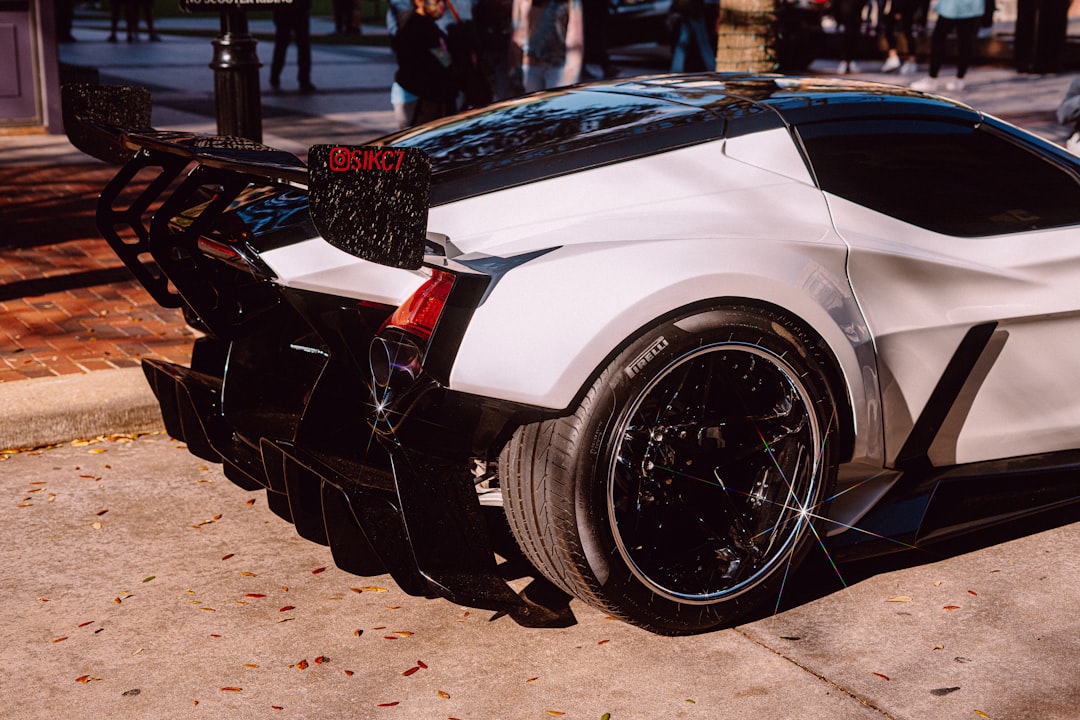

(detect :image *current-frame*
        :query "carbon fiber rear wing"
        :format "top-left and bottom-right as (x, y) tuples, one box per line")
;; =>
(63, 84), (432, 275)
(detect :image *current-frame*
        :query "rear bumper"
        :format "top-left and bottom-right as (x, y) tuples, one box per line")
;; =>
(142, 356), (574, 627)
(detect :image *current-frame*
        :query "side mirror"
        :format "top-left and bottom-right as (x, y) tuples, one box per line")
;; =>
(307, 145), (431, 271)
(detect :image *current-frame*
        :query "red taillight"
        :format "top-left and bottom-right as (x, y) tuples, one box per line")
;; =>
(382, 269), (455, 341)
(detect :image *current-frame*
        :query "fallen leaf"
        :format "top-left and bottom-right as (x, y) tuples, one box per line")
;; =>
(296, 659), (309, 670)
(974, 711), (990, 718)
(246, 498), (256, 506)
(75, 675), (100, 684)
(873, 673), (890, 681)
(416, 660), (427, 669)
(53, 636), (68, 643)
(886, 596), (913, 603)
(968, 590), (978, 596)
(142, 576), (155, 583)
(271, 706), (283, 710)
(280, 606), (295, 612)
(602, 715), (611, 720)
(437, 690), (450, 699)
(96, 509), (108, 516)
(545, 711), (565, 716)
(78, 621), (94, 627)
(240, 571), (258, 577)
(243, 664), (259, 669)
(598, 639), (610, 645)
(89, 448), (107, 454)
(393, 631), (413, 638)
(312, 567), (327, 575)
(526, 677), (539, 683)
(345, 670), (355, 677)
(377, 702), (399, 707)
(933, 643), (945, 650)
(359, 586), (388, 593)
(221, 687), (242, 693)
(222, 554), (234, 561)
(245, 593), (266, 598)
(944, 605), (961, 611)
(354, 629), (363, 637)
(314, 656), (328, 664)
(402, 666), (420, 676)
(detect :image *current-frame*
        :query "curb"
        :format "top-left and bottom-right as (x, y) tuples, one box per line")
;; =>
(0, 367), (164, 450)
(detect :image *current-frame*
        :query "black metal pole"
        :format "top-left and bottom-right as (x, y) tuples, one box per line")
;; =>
(210, 9), (263, 141)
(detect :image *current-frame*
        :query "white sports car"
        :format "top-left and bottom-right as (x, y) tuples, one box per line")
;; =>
(64, 74), (1080, 635)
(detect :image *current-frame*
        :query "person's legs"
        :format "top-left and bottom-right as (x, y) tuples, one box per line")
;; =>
(295, 12), (314, 90)
(270, 15), (292, 88)
(690, 18), (715, 71)
(670, 21), (690, 72)
(928, 15), (953, 77)
(954, 15), (979, 78)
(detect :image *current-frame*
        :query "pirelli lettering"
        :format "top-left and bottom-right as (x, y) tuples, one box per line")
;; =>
(625, 337), (669, 379)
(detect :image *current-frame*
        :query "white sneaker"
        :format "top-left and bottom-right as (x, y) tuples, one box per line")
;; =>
(1066, 132), (1080, 157)
(945, 78), (966, 91)
(881, 54), (901, 72)
(900, 60), (918, 75)
(910, 76), (939, 91)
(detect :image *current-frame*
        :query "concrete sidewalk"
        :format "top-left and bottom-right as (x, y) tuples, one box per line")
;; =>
(2, 18), (1080, 450)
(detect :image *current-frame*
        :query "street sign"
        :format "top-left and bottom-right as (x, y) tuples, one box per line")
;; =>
(178, 0), (293, 12)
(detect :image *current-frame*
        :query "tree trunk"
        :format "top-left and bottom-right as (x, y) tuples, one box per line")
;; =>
(714, 0), (777, 72)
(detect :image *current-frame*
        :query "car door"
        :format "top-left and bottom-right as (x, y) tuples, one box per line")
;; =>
(797, 113), (1080, 467)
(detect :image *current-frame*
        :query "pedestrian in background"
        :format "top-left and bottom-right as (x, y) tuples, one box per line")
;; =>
(512, 0), (584, 92)
(910, 0), (984, 91)
(391, 0), (458, 128)
(107, 0), (131, 42)
(1057, 75), (1080, 155)
(880, 0), (918, 74)
(476, 0), (517, 99)
(270, 0), (316, 93)
(129, 0), (160, 41)
(582, 0), (616, 79)
(333, 0), (360, 33)
(668, 0), (715, 72)
(56, 0), (77, 42)
(833, 0), (867, 73)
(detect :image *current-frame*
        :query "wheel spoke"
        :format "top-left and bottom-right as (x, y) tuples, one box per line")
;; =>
(609, 342), (822, 602)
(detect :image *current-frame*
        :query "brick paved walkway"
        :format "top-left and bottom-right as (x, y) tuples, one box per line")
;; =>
(0, 162), (195, 383)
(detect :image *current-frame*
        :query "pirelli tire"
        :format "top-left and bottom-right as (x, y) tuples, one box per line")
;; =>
(499, 304), (840, 635)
